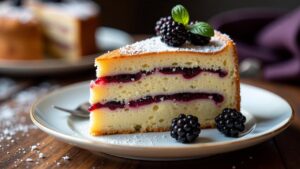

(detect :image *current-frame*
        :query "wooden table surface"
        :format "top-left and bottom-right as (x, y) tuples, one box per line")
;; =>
(0, 73), (299, 169)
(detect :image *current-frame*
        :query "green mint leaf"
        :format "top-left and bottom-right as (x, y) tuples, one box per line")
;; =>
(171, 4), (189, 25)
(188, 22), (214, 37)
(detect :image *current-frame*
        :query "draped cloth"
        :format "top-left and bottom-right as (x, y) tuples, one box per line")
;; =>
(210, 8), (300, 81)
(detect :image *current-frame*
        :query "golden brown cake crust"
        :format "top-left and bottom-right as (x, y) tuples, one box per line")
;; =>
(232, 41), (241, 111)
(78, 15), (99, 57)
(0, 17), (43, 60)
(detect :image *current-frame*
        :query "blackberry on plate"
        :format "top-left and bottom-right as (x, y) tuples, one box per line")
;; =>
(170, 114), (201, 143)
(215, 108), (246, 137)
(156, 16), (188, 47)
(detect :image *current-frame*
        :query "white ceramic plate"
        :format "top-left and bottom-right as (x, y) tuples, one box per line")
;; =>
(0, 27), (133, 75)
(30, 82), (294, 160)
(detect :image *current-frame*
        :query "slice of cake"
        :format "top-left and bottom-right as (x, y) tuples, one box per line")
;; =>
(27, 0), (100, 60)
(89, 31), (240, 135)
(0, 1), (43, 60)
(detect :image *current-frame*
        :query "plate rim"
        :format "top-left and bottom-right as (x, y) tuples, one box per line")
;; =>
(30, 81), (295, 151)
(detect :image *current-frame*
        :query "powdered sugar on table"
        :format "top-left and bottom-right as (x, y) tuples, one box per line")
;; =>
(0, 80), (60, 167)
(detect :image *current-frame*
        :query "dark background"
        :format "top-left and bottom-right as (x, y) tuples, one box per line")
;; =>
(96, 0), (299, 34)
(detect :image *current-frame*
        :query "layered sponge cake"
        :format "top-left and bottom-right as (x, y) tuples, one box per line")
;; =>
(89, 31), (240, 136)
(27, 0), (99, 60)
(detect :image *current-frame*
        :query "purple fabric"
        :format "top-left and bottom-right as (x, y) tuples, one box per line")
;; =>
(209, 8), (300, 81)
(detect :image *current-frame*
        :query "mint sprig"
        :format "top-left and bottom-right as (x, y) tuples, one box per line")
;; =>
(171, 4), (189, 26)
(171, 5), (214, 38)
(188, 22), (214, 37)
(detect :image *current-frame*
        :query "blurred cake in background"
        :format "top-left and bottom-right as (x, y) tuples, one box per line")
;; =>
(0, 1), (43, 60)
(27, 0), (100, 61)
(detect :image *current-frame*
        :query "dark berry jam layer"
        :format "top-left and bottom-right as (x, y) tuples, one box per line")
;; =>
(89, 92), (224, 111)
(95, 67), (227, 84)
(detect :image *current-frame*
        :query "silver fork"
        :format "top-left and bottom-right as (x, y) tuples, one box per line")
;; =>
(53, 102), (90, 118)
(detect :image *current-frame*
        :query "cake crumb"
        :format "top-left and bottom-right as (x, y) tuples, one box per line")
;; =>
(31, 145), (38, 151)
(39, 153), (45, 159)
(26, 158), (33, 162)
(62, 155), (70, 161)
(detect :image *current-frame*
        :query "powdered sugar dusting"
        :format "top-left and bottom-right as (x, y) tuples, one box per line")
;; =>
(44, 1), (99, 19)
(0, 80), (60, 167)
(120, 33), (227, 55)
(0, 82), (59, 137)
(0, 3), (34, 23)
(0, 78), (15, 98)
